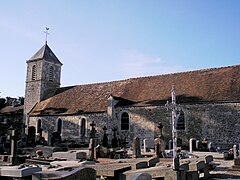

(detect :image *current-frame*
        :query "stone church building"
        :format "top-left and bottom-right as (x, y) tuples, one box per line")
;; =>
(24, 43), (240, 148)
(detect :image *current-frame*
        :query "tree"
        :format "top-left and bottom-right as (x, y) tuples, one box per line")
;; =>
(18, 97), (24, 105)
(0, 98), (6, 109)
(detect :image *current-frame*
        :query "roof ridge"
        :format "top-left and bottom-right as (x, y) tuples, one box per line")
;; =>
(64, 64), (240, 88)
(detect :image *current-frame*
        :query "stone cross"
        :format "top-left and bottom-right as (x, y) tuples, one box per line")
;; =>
(8, 126), (17, 165)
(89, 121), (97, 161)
(165, 85), (181, 170)
(90, 121), (96, 138)
(111, 127), (118, 148)
(112, 127), (117, 138)
(158, 122), (164, 138)
(102, 126), (108, 147)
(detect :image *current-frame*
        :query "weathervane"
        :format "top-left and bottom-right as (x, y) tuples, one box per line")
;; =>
(44, 27), (50, 44)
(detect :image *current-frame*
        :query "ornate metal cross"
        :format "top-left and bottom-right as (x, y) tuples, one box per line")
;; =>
(165, 85), (181, 170)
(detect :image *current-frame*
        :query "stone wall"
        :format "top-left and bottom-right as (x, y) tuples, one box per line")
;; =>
(29, 102), (240, 148)
(29, 113), (109, 143)
(117, 102), (240, 147)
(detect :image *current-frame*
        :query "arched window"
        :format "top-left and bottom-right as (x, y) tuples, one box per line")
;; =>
(57, 118), (62, 134)
(177, 111), (185, 130)
(37, 119), (42, 133)
(80, 118), (86, 137)
(32, 65), (36, 80)
(121, 112), (129, 130)
(79, 118), (86, 143)
(49, 66), (53, 81)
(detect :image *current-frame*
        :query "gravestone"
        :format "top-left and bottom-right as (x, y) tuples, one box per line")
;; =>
(200, 138), (208, 151)
(1, 165), (42, 178)
(196, 140), (199, 150)
(50, 132), (61, 146)
(102, 126), (108, 148)
(154, 138), (160, 156)
(89, 121), (96, 161)
(143, 139), (154, 152)
(189, 138), (197, 153)
(133, 137), (141, 158)
(159, 138), (166, 157)
(7, 127), (18, 165)
(111, 127), (118, 148)
(233, 145), (238, 159)
(208, 142), (214, 152)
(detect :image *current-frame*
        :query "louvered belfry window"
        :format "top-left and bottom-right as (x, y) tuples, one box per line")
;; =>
(49, 66), (53, 81)
(32, 65), (36, 80)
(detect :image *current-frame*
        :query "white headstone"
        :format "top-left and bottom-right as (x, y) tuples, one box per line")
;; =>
(233, 145), (237, 159)
(189, 138), (196, 153)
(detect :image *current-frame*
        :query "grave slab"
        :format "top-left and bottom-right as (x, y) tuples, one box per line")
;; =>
(123, 166), (173, 180)
(32, 167), (96, 180)
(52, 150), (87, 161)
(130, 172), (152, 180)
(0, 165), (42, 178)
(88, 164), (131, 179)
(189, 160), (210, 179)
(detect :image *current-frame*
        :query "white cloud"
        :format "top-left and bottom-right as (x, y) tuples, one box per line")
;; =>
(119, 50), (185, 78)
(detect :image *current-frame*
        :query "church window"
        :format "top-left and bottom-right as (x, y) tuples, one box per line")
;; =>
(177, 110), (185, 130)
(49, 66), (53, 81)
(57, 118), (62, 134)
(121, 112), (129, 130)
(37, 119), (42, 133)
(80, 118), (86, 137)
(32, 65), (36, 80)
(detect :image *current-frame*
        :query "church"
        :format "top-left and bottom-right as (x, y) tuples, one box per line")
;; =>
(24, 43), (240, 148)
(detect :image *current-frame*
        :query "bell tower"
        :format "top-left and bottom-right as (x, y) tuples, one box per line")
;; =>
(24, 43), (63, 130)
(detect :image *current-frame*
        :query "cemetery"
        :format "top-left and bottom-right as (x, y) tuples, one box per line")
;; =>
(0, 87), (240, 179)
(0, 43), (240, 179)
(0, 127), (240, 180)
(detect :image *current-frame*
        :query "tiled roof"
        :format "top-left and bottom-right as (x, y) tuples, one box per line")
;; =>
(30, 65), (240, 116)
(0, 105), (23, 114)
(28, 44), (62, 65)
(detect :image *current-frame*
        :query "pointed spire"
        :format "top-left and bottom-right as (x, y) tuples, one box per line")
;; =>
(28, 44), (62, 65)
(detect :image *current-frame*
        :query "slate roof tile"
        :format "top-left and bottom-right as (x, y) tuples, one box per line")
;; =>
(30, 65), (240, 116)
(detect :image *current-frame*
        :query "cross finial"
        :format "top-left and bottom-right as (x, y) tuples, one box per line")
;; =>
(44, 27), (50, 44)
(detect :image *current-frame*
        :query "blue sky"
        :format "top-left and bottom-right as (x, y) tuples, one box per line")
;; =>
(0, 1), (240, 97)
